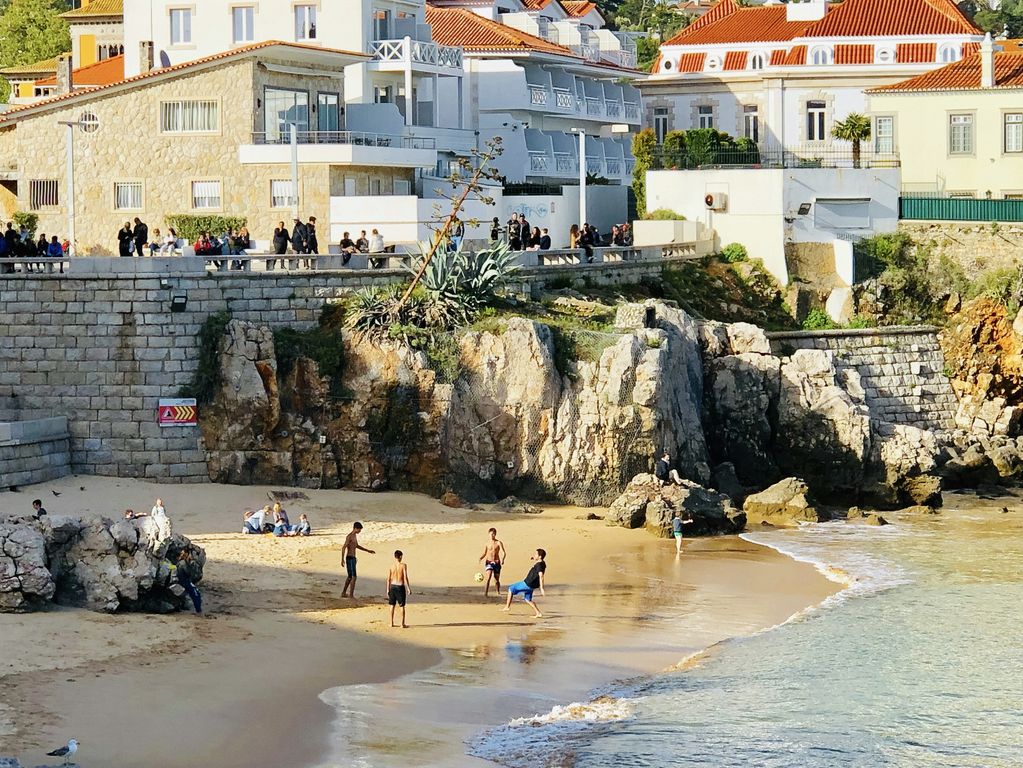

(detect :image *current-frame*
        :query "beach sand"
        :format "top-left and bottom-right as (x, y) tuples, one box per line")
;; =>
(0, 476), (839, 768)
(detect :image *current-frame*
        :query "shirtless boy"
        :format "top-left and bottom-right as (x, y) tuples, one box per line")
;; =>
(386, 550), (412, 628)
(478, 527), (507, 597)
(341, 522), (375, 598)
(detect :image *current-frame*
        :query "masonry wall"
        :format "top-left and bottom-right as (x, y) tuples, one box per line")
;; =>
(768, 326), (957, 431)
(898, 222), (1023, 277)
(0, 416), (71, 489)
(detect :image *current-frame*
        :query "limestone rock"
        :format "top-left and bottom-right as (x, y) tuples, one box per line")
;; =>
(0, 523), (55, 610)
(492, 496), (543, 515)
(743, 478), (829, 527)
(864, 513), (889, 526)
(606, 473), (745, 536)
(709, 462), (747, 504)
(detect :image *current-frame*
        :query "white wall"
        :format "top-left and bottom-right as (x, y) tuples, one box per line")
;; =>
(329, 191), (503, 246)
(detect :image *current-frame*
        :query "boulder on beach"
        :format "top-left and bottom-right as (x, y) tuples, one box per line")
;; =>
(743, 477), (829, 527)
(492, 496), (544, 515)
(606, 473), (745, 536)
(864, 513), (889, 526)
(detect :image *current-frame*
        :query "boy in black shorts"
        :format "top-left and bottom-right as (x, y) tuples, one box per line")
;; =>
(387, 550), (412, 629)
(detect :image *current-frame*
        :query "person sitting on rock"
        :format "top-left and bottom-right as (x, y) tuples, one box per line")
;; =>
(242, 508), (265, 534)
(655, 450), (684, 486)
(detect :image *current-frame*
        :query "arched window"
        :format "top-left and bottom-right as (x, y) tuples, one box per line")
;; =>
(750, 52), (766, 70)
(810, 47), (832, 66)
(939, 44), (961, 63)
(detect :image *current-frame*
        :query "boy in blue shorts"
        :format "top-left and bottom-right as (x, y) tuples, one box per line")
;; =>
(501, 548), (546, 618)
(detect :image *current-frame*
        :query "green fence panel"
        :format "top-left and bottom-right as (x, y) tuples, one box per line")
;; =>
(900, 196), (1023, 222)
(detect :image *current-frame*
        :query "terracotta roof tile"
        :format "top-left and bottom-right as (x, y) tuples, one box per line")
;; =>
(0, 56), (60, 76)
(962, 41), (981, 56)
(769, 49), (788, 66)
(426, 6), (575, 56)
(34, 55), (124, 87)
(896, 42), (936, 63)
(665, 4), (810, 46)
(562, 1), (600, 18)
(723, 50), (747, 70)
(835, 43), (872, 64)
(61, 0), (123, 18)
(869, 50), (1023, 92)
(669, 0), (739, 41)
(803, 0), (978, 37)
(0, 41), (366, 122)
(783, 45), (807, 66)
(678, 52), (707, 72)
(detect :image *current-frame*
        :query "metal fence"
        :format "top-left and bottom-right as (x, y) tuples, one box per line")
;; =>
(650, 146), (900, 170)
(899, 195), (1023, 223)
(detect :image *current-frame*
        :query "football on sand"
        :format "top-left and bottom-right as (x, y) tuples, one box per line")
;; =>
(474, 572), (485, 582)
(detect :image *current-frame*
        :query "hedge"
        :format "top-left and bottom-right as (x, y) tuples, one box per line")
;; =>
(165, 215), (247, 242)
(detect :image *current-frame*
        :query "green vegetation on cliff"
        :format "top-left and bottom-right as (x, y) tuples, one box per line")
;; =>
(180, 311), (232, 405)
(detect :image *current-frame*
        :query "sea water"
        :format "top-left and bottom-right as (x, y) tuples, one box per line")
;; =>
(470, 492), (1023, 767)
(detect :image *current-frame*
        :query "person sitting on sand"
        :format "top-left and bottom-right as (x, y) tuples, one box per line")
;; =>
(479, 527), (507, 597)
(242, 508), (265, 534)
(502, 548), (547, 619)
(272, 503), (291, 537)
(386, 550), (412, 628)
(288, 514), (312, 536)
(341, 522), (375, 598)
(654, 450), (684, 486)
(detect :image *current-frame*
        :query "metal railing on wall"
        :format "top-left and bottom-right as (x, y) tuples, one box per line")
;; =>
(899, 195), (1023, 223)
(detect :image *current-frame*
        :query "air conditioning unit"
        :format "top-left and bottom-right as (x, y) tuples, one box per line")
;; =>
(704, 192), (727, 211)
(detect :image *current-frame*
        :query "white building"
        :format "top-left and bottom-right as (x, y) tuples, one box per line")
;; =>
(639, 0), (983, 154)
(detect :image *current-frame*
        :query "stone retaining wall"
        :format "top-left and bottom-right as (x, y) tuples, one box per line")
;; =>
(0, 416), (70, 489)
(0, 258), (684, 483)
(767, 326), (957, 430)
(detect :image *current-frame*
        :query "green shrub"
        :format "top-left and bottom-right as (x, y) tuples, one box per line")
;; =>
(802, 308), (837, 331)
(12, 212), (38, 237)
(179, 311), (233, 405)
(165, 214), (247, 242)
(644, 208), (686, 221)
(846, 315), (874, 329)
(720, 243), (748, 263)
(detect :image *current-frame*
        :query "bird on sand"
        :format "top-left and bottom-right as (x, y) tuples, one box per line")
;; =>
(1002, 506), (1010, 514)
(46, 738), (78, 765)
(52, 490), (61, 497)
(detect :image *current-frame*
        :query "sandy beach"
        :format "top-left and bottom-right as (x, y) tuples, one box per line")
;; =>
(0, 475), (839, 768)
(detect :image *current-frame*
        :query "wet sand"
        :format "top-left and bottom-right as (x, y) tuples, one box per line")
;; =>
(0, 476), (839, 767)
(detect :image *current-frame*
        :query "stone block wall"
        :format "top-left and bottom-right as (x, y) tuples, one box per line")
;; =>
(767, 327), (957, 431)
(0, 416), (70, 489)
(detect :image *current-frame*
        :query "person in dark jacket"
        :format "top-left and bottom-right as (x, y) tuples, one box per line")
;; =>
(539, 228), (552, 250)
(579, 222), (594, 263)
(304, 216), (319, 268)
(117, 222), (133, 257)
(507, 213), (521, 251)
(132, 218), (148, 259)
(176, 550), (202, 614)
(489, 217), (500, 243)
(518, 216), (531, 249)
(291, 218), (308, 259)
(271, 221), (289, 270)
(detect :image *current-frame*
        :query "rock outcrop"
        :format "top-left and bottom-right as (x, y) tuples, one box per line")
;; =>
(606, 474), (746, 536)
(743, 478), (829, 527)
(0, 515), (204, 613)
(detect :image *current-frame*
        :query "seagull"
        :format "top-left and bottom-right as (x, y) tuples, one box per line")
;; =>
(46, 738), (78, 765)
(52, 490), (61, 497)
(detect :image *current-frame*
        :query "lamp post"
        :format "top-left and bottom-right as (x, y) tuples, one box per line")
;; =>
(571, 127), (586, 226)
(58, 114), (98, 257)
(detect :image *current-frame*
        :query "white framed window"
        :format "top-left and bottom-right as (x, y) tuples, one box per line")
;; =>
(749, 52), (766, 70)
(232, 6), (255, 44)
(373, 8), (391, 39)
(295, 4), (317, 40)
(1005, 113), (1023, 153)
(939, 44), (960, 63)
(374, 85), (393, 103)
(743, 105), (759, 143)
(28, 179), (59, 210)
(949, 113), (973, 155)
(343, 177), (357, 196)
(370, 178), (382, 195)
(270, 180), (296, 208)
(875, 116), (894, 154)
(814, 198), (871, 230)
(161, 100), (219, 133)
(169, 8), (192, 45)
(653, 106), (668, 143)
(114, 181), (143, 211)
(807, 100), (826, 141)
(810, 47), (832, 66)
(697, 105), (714, 129)
(191, 180), (222, 210)
(394, 179), (411, 195)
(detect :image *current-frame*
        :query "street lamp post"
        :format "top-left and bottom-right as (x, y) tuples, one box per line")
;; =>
(57, 114), (99, 257)
(572, 127), (586, 226)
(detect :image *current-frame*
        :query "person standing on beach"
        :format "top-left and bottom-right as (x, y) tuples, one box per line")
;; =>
(479, 527), (507, 597)
(386, 550), (412, 628)
(341, 522), (375, 598)
(671, 510), (693, 556)
(502, 549), (546, 618)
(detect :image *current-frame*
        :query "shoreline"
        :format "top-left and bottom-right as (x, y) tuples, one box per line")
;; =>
(0, 476), (840, 768)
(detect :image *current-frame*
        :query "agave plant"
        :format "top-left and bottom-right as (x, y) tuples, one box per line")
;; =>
(344, 284), (427, 336)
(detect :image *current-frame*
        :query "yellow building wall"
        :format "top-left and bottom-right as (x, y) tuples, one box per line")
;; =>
(79, 33), (97, 67)
(16, 83), (33, 99)
(869, 88), (1023, 198)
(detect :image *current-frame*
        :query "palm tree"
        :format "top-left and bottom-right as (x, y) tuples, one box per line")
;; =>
(831, 113), (872, 168)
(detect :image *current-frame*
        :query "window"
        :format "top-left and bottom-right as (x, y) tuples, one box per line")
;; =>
(373, 8), (391, 39)
(114, 181), (143, 211)
(374, 85), (393, 104)
(653, 107), (668, 143)
(28, 179), (59, 210)
(749, 53), (765, 70)
(697, 105), (714, 129)
(161, 100), (219, 133)
(875, 116), (894, 154)
(743, 105), (759, 143)
(394, 179), (411, 195)
(810, 47), (832, 66)
(295, 5), (316, 40)
(1005, 113), (1023, 153)
(270, 180), (296, 208)
(343, 177), (357, 196)
(169, 8), (191, 45)
(263, 87), (309, 142)
(814, 199), (870, 230)
(949, 113), (973, 154)
(806, 100), (826, 141)
(939, 44), (960, 63)
(370, 178), (382, 195)
(317, 92), (340, 135)
(191, 180), (222, 210)
(232, 6), (254, 44)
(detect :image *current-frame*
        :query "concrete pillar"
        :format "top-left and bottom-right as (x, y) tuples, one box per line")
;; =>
(56, 54), (73, 95)
(981, 33), (995, 88)
(139, 41), (155, 75)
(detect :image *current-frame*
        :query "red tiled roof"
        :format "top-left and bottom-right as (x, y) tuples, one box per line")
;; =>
(562, 1), (599, 18)
(803, 0), (979, 37)
(769, 49), (788, 66)
(869, 50), (1023, 92)
(672, 0), (739, 40)
(34, 54), (124, 87)
(0, 41), (366, 122)
(678, 52), (707, 72)
(783, 45), (807, 65)
(665, 4), (811, 46)
(426, 6), (575, 55)
(962, 41), (981, 56)
(723, 50), (747, 70)
(834, 43), (872, 64)
(896, 42), (936, 63)
(651, 52), (663, 73)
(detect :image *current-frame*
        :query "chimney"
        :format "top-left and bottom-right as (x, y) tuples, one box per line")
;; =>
(56, 53), (73, 95)
(981, 32), (995, 88)
(786, 0), (827, 23)
(139, 40), (155, 75)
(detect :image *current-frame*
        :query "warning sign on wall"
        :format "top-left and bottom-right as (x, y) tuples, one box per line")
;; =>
(158, 398), (198, 427)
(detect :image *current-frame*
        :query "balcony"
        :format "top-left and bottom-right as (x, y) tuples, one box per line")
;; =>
(555, 154), (577, 174)
(605, 100), (621, 118)
(529, 152), (550, 174)
(586, 158), (603, 175)
(239, 130), (438, 168)
(624, 101), (639, 121)
(529, 85), (549, 106)
(554, 88), (575, 110)
(370, 38), (463, 74)
(585, 97), (602, 116)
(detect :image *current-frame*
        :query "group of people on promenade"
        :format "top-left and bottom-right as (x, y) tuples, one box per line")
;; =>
(241, 502), (312, 537)
(493, 214), (634, 260)
(1, 222), (68, 272)
(272, 217), (320, 269)
(118, 219), (253, 265)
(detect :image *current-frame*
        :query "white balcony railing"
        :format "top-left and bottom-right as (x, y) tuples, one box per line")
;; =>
(529, 86), (549, 106)
(555, 154), (576, 173)
(371, 38), (463, 72)
(529, 153), (550, 173)
(252, 130), (436, 149)
(585, 97), (602, 116)
(586, 158), (603, 175)
(577, 43), (601, 62)
(605, 100), (621, 118)
(554, 88), (574, 109)
(606, 158), (623, 176)
(624, 101), (639, 121)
